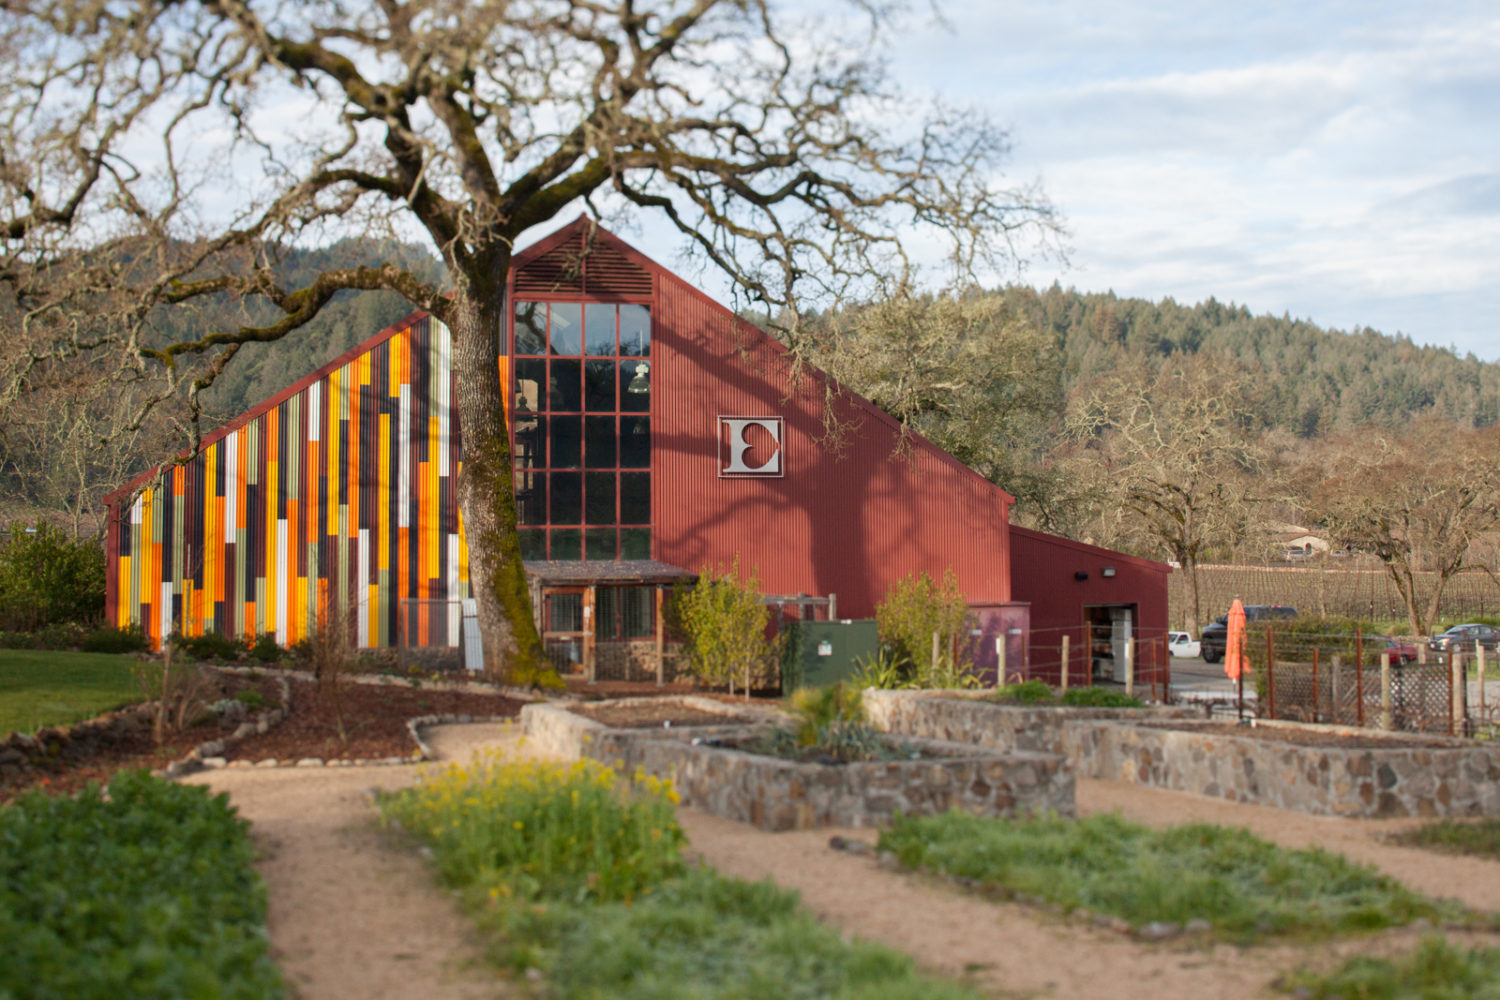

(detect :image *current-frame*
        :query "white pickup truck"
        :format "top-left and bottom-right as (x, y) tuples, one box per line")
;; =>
(1167, 631), (1201, 659)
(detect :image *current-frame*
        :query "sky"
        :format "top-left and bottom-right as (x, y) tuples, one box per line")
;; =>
(596, 1), (1500, 360)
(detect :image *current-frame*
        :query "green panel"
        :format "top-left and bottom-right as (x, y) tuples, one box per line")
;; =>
(780, 620), (879, 692)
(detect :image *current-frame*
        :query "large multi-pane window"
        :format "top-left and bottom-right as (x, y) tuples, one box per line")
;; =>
(512, 300), (651, 560)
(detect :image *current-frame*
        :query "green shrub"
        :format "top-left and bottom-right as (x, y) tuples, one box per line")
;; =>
(875, 569), (976, 688)
(0, 770), (282, 999)
(1059, 687), (1144, 708)
(171, 631), (244, 662)
(1284, 935), (1500, 999)
(676, 557), (778, 693)
(0, 521), (105, 632)
(993, 679), (1054, 702)
(1388, 818), (1500, 860)
(380, 750), (684, 904)
(247, 632), (284, 663)
(879, 811), (1453, 942)
(787, 682), (865, 743)
(81, 624), (149, 654)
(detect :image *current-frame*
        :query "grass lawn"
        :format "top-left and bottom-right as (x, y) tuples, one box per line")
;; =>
(0, 650), (152, 736)
(1390, 819), (1500, 861)
(879, 811), (1458, 943)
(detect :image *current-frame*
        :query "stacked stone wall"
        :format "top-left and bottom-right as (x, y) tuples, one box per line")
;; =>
(1072, 720), (1500, 818)
(521, 699), (1073, 831)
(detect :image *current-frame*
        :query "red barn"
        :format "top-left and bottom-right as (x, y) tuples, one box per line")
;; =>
(104, 218), (1168, 687)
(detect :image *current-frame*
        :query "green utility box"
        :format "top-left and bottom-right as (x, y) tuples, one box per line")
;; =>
(780, 619), (880, 692)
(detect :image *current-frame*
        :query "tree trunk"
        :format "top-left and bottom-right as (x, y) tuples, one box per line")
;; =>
(446, 288), (547, 684)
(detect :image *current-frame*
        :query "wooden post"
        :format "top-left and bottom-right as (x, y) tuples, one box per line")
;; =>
(1354, 627), (1365, 727)
(1331, 656), (1342, 726)
(1161, 636), (1171, 705)
(1479, 644), (1488, 722)
(996, 631), (1007, 689)
(654, 586), (665, 687)
(932, 631), (941, 685)
(584, 586), (596, 684)
(1266, 629), (1276, 720)
(1450, 649), (1460, 736)
(1379, 652), (1392, 731)
(1312, 647), (1320, 723)
(1060, 634), (1070, 693)
(1124, 638), (1134, 698)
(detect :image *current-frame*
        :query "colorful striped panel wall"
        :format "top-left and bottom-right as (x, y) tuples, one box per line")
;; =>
(113, 314), (486, 650)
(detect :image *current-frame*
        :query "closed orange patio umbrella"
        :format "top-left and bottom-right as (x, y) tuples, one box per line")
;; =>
(1224, 598), (1246, 681)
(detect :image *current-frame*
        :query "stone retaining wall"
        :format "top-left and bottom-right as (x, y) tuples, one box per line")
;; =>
(520, 697), (780, 769)
(522, 699), (1073, 831)
(863, 689), (1198, 763)
(635, 737), (1073, 831)
(1072, 720), (1500, 818)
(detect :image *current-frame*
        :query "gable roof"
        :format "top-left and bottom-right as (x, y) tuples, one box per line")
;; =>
(106, 216), (1013, 510)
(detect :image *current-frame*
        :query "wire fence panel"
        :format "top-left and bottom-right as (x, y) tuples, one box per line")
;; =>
(1265, 656), (1461, 735)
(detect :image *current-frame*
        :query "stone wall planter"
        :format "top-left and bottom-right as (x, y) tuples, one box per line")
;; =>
(1071, 719), (1500, 819)
(522, 698), (1073, 831)
(862, 688), (1197, 764)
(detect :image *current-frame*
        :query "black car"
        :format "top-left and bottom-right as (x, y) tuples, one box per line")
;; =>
(1200, 604), (1298, 663)
(1427, 623), (1500, 655)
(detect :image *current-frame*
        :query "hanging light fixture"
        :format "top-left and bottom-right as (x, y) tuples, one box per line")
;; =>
(626, 361), (650, 394)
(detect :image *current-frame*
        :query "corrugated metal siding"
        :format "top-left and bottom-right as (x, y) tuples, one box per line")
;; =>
(110, 314), (471, 650)
(652, 270), (1012, 619)
(1009, 527), (1170, 686)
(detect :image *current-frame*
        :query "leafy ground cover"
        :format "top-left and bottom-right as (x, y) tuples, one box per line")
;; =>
(1282, 935), (1500, 999)
(0, 649), (155, 735)
(1389, 818), (1500, 861)
(879, 811), (1456, 943)
(0, 770), (282, 999)
(380, 750), (980, 999)
(989, 679), (1144, 708)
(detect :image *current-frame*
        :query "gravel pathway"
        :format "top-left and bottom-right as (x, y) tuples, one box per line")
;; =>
(188, 722), (1500, 1000)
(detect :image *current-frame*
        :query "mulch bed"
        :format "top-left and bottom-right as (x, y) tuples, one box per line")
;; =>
(0, 670), (283, 803)
(568, 699), (743, 729)
(223, 678), (525, 763)
(1142, 721), (1465, 749)
(1, 670), (527, 802)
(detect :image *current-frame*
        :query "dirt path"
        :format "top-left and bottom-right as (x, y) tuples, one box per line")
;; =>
(183, 745), (508, 999)
(188, 725), (1500, 1000)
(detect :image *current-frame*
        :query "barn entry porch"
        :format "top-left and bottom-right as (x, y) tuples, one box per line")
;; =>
(525, 559), (698, 684)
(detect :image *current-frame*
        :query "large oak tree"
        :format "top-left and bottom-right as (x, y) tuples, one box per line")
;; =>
(0, 0), (1056, 677)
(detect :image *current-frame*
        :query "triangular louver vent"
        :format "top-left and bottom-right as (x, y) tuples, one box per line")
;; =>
(514, 232), (652, 299)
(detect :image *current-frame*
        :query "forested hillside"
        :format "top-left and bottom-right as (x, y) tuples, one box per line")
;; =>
(1003, 285), (1500, 434)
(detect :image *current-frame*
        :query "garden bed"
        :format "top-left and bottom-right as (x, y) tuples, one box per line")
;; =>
(1073, 718), (1500, 818)
(522, 698), (1072, 831)
(862, 687), (1199, 761)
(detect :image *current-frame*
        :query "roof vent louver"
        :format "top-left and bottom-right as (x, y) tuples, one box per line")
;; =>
(514, 232), (652, 299)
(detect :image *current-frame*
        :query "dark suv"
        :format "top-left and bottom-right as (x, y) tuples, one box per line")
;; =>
(1427, 623), (1500, 655)
(1200, 604), (1298, 663)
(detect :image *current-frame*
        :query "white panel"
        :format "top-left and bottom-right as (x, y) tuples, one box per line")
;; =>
(224, 431), (238, 531)
(130, 495), (143, 525)
(159, 582), (172, 642)
(447, 534), (461, 647)
(308, 382), (321, 443)
(357, 527), (369, 649)
(461, 598), (483, 673)
(397, 384), (411, 528)
(275, 519), (289, 646)
(435, 320), (451, 477)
